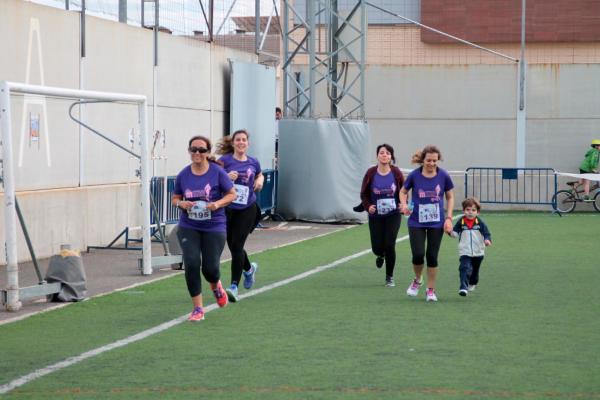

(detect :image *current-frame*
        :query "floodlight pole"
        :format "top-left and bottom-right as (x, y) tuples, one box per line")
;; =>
(516, 0), (527, 168)
(282, 0), (366, 119)
(0, 81), (22, 311)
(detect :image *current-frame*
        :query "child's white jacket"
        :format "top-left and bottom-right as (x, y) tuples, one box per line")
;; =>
(451, 217), (492, 257)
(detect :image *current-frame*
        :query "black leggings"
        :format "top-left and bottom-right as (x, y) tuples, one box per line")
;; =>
(226, 203), (258, 285)
(408, 227), (444, 267)
(177, 226), (226, 298)
(368, 213), (401, 277)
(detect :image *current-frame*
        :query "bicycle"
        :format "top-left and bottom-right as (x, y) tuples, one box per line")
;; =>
(552, 180), (600, 213)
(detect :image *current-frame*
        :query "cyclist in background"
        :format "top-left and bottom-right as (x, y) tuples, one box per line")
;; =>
(579, 139), (600, 201)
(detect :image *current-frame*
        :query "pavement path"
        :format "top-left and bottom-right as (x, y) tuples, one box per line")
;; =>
(0, 220), (355, 323)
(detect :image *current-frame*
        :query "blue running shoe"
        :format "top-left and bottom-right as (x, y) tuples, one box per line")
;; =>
(226, 284), (239, 302)
(243, 263), (258, 289)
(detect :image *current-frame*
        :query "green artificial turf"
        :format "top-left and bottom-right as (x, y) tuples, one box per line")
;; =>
(2, 213), (599, 399)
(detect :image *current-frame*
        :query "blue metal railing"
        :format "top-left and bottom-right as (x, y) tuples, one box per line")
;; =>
(464, 167), (557, 207)
(150, 176), (179, 226)
(256, 169), (277, 214)
(150, 170), (278, 224)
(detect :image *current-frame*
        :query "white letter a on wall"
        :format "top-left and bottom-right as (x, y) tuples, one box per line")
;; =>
(18, 18), (52, 167)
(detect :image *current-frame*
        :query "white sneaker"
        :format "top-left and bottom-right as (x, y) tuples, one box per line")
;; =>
(468, 284), (477, 292)
(406, 277), (423, 297)
(385, 276), (395, 287)
(458, 289), (468, 297)
(426, 288), (438, 302)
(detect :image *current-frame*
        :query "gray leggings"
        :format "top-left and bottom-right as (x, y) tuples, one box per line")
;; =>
(177, 226), (226, 297)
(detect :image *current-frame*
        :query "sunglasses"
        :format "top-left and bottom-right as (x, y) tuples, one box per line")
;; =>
(188, 147), (209, 154)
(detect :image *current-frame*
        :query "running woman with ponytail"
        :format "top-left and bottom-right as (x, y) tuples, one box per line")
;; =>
(399, 145), (455, 302)
(216, 129), (264, 302)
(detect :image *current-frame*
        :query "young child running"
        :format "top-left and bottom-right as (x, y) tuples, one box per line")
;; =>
(451, 198), (492, 296)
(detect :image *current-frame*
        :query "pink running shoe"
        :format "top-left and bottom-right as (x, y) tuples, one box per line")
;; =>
(213, 281), (228, 308)
(406, 277), (423, 297)
(426, 288), (438, 302)
(188, 306), (205, 322)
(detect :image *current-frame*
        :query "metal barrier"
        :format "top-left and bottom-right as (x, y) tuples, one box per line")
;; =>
(256, 169), (277, 214)
(152, 171), (278, 220)
(464, 167), (557, 207)
(150, 176), (179, 225)
(89, 171), (278, 252)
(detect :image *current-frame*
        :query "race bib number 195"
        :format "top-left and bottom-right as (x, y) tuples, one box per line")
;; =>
(188, 201), (211, 221)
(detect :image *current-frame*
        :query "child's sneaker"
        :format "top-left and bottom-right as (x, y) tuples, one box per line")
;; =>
(385, 276), (395, 287)
(213, 281), (228, 308)
(583, 195), (594, 202)
(375, 256), (384, 269)
(426, 288), (438, 302)
(468, 284), (477, 292)
(406, 277), (423, 297)
(225, 284), (239, 303)
(188, 306), (205, 322)
(243, 262), (258, 289)
(458, 289), (468, 297)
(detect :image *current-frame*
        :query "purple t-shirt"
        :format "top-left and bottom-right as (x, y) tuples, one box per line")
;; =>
(403, 167), (454, 228)
(369, 171), (399, 218)
(174, 163), (234, 233)
(219, 153), (262, 210)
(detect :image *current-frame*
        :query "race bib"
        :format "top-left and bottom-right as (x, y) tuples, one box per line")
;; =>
(418, 203), (440, 224)
(233, 184), (250, 205)
(188, 200), (211, 221)
(377, 198), (396, 215)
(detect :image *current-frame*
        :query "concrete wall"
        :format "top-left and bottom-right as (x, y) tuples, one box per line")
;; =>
(294, 63), (600, 172)
(288, 62), (600, 210)
(0, 0), (257, 263)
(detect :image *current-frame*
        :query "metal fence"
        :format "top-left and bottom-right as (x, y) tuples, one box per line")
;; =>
(150, 171), (277, 226)
(28, 0), (280, 58)
(464, 167), (557, 207)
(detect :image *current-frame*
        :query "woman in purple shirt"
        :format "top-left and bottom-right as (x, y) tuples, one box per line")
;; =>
(171, 135), (237, 322)
(399, 145), (455, 302)
(216, 129), (264, 302)
(359, 144), (405, 287)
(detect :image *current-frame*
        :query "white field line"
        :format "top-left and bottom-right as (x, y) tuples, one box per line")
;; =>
(1, 216), (462, 394)
(0, 226), (371, 394)
(0, 224), (354, 326)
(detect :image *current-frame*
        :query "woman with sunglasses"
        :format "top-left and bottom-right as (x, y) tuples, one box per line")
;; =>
(172, 135), (237, 321)
(216, 129), (264, 302)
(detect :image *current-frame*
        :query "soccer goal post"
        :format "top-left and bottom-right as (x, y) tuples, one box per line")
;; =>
(0, 81), (152, 311)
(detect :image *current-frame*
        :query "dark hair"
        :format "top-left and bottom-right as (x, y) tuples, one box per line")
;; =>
(275, 107), (282, 113)
(376, 143), (396, 164)
(462, 197), (481, 212)
(188, 135), (222, 165)
(215, 129), (249, 155)
(411, 145), (443, 164)
(188, 135), (212, 151)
